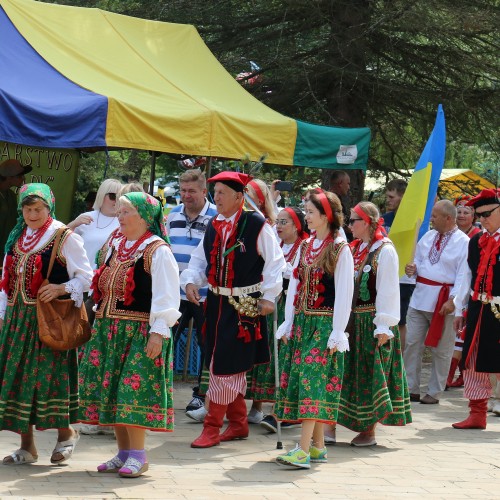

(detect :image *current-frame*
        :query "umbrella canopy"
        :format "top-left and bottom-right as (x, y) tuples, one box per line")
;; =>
(0, 0), (370, 170)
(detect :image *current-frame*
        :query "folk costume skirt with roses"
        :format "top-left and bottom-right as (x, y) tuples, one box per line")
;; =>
(337, 308), (412, 432)
(275, 312), (344, 423)
(246, 296), (288, 402)
(78, 317), (174, 431)
(0, 297), (79, 433)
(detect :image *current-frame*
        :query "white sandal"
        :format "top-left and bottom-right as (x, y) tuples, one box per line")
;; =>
(3, 449), (38, 465)
(50, 431), (80, 464)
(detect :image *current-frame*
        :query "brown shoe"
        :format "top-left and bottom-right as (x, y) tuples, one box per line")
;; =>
(409, 393), (421, 402)
(420, 394), (439, 405)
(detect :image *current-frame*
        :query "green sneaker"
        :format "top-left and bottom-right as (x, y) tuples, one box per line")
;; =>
(276, 444), (310, 469)
(309, 445), (328, 463)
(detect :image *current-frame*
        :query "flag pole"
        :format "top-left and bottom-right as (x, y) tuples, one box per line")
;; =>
(410, 218), (422, 263)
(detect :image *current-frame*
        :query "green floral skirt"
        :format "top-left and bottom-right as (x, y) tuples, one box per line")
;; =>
(337, 309), (412, 432)
(78, 317), (174, 431)
(0, 297), (79, 433)
(275, 312), (344, 424)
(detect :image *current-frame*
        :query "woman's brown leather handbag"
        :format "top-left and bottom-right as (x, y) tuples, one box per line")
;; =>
(37, 228), (92, 351)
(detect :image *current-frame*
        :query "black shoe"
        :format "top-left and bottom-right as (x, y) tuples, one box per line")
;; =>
(260, 415), (278, 433)
(185, 395), (205, 412)
(410, 393), (421, 402)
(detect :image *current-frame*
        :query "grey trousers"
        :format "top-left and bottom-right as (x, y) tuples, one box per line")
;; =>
(403, 306), (456, 399)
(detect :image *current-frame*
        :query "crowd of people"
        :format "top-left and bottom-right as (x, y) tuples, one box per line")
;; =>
(0, 157), (498, 476)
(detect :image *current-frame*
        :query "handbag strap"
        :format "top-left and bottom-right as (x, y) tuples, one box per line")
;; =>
(45, 227), (66, 282)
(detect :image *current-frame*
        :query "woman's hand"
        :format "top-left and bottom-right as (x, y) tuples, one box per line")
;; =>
(0, 319), (3, 331)
(67, 214), (93, 230)
(146, 332), (164, 359)
(185, 284), (201, 306)
(376, 333), (390, 346)
(328, 347), (338, 355)
(38, 283), (67, 303)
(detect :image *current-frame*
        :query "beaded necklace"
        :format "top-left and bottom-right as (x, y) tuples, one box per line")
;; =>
(303, 234), (333, 265)
(116, 231), (153, 262)
(18, 217), (53, 253)
(351, 240), (370, 270)
(281, 238), (302, 263)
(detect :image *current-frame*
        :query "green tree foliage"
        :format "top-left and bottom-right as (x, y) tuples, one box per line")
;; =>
(50, 0), (500, 205)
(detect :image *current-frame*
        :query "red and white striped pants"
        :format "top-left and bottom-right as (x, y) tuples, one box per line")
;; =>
(206, 361), (247, 405)
(463, 344), (500, 400)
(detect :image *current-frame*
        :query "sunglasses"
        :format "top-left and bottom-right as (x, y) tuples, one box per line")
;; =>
(276, 219), (290, 226)
(107, 193), (117, 201)
(348, 218), (363, 225)
(475, 205), (499, 219)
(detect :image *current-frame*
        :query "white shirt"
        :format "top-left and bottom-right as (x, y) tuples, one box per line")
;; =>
(74, 210), (120, 269)
(276, 236), (354, 352)
(0, 220), (93, 318)
(180, 212), (286, 302)
(357, 239), (400, 337)
(454, 227), (500, 314)
(409, 228), (469, 313)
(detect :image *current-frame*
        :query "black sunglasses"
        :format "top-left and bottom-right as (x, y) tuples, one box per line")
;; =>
(348, 218), (363, 225)
(475, 205), (499, 219)
(107, 193), (117, 201)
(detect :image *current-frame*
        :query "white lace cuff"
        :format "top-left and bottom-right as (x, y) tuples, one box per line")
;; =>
(327, 330), (350, 352)
(150, 317), (171, 338)
(0, 291), (6, 320)
(276, 321), (292, 340)
(373, 326), (394, 338)
(65, 279), (84, 307)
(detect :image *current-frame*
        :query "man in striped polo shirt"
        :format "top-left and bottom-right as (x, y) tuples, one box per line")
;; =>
(167, 169), (217, 414)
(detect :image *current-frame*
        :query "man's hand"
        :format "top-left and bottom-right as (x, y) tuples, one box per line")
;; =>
(38, 283), (67, 303)
(146, 332), (164, 359)
(257, 299), (274, 316)
(185, 284), (201, 305)
(405, 263), (417, 277)
(453, 316), (465, 334)
(439, 298), (455, 316)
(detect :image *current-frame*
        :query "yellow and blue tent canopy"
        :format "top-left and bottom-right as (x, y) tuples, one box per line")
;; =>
(0, 0), (370, 169)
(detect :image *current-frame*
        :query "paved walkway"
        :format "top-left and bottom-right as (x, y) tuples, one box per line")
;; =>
(1, 367), (499, 500)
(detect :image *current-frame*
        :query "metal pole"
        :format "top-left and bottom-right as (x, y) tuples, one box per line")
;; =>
(149, 151), (156, 195)
(206, 156), (213, 178)
(183, 318), (194, 382)
(273, 298), (283, 449)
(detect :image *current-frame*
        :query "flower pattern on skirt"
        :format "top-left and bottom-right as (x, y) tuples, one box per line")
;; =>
(78, 317), (174, 431)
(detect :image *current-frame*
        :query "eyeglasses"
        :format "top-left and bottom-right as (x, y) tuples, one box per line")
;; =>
(475, 205), (500, 219)
(276, 219), (290, 226)
(348, 218), (363, 225)
(107, 193), (117, 201)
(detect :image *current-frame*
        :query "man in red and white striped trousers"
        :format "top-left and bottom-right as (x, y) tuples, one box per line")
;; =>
(452, 188), (500, 429)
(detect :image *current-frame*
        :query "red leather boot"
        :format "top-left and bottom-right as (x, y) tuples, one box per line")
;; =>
(220, 394), (249, 442)
(452, 399), (488, 429)
(191, 402), (227, 448)
(450, 367), (464, 387)
(446, 358), (459, 389)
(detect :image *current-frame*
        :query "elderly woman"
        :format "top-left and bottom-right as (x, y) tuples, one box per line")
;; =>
(78, 192), (181, 478)
(0, 183), (92, 465)
(336, 201), (411, 447)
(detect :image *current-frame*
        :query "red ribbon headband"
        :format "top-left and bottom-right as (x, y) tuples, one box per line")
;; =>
(353, 204), (386, 241)
(284, 207), (301, 232)
(353, 204), (371, 224)
(314, 188), (334, 224)
(248, 180), (265, 207)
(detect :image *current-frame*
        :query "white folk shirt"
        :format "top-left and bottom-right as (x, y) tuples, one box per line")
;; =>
(180, 212), (286, 303)
(454, 227), (500, 315)
(409, 228), (469, 313)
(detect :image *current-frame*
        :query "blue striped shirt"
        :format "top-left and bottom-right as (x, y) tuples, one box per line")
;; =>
(167, 199), (217, 300)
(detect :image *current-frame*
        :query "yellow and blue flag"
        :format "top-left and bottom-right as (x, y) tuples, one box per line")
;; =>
(389, 105), (446, 277)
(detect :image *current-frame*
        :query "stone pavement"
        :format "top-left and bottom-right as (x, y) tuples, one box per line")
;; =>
(1, 368), (499, 500)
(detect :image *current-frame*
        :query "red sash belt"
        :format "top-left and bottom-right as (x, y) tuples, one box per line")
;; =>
(417, 276), (454, 347)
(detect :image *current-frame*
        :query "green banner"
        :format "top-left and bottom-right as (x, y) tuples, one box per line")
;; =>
(1, 142), (79, 223)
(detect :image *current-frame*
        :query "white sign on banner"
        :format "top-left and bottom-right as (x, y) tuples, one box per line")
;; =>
(336, 145), (358, 164)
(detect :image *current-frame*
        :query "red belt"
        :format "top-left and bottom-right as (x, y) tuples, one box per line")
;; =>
(417, 276), (454, 347)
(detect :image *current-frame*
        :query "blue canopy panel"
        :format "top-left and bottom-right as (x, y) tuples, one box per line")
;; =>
(0, 7), (108, 149)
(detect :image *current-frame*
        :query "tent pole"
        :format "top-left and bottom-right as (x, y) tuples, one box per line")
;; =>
(149, 151), (156, 195)
(206, 156), (213, 178)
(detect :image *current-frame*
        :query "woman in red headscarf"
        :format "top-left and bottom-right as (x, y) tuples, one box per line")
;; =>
(336, 201), (412, 447)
